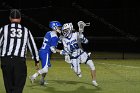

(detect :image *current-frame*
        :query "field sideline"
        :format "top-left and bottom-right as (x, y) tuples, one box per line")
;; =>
(0, 59), (140, 93)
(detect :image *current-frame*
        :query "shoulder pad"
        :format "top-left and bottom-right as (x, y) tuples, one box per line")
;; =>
(50, 31), (57, 38)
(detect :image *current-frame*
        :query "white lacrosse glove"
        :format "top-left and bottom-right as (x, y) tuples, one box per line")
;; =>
(79, 33), (84, 39)
(50, 46), (56, 53)
(60, 50), (69, 55)
(65, 55), (71, 63)
(88, 52), (91, 56)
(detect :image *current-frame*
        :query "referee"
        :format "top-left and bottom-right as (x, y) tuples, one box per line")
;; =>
(0, 9), (39, 93)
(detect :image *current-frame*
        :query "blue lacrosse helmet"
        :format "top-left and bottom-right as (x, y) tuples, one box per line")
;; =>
(49, 21), (62, 30)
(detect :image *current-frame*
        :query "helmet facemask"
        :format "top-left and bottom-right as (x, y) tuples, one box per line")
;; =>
(62, 28), (71, 37)
(54, 26), (61, 34)
(62, 23), (73, 37)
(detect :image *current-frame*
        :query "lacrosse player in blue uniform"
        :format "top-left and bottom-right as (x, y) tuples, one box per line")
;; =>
(57, 22), (98, 86)
(29, 21), (62, 85)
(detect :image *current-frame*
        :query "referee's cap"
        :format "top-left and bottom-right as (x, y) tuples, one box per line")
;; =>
(10, 9), (21, 19)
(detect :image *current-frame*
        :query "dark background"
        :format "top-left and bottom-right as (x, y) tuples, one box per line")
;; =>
(0, 0), (139, 53)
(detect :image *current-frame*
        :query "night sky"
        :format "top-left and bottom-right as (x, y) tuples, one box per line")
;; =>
(0, 0), (139, 52)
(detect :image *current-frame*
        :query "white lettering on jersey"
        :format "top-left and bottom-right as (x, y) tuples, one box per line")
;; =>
(62, 32), (80, 53)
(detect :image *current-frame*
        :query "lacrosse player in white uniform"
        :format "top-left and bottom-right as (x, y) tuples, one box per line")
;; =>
(57, 22), (98, 86)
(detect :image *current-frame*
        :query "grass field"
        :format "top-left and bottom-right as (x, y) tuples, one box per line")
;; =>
(0, 59), (140, 93)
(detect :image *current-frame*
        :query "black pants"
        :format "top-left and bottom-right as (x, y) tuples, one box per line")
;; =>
(1, 57), (27, 93)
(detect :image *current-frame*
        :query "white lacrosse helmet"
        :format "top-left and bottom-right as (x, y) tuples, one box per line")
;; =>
(62, 23), (73, 37)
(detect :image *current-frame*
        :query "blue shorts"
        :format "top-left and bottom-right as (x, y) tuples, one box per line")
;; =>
(39, 51), (51, 68)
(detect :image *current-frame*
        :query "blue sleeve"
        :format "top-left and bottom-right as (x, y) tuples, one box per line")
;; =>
(51, 37), (59, 47)
(44, 33), (49, 40)
(44, 32), (51, 44)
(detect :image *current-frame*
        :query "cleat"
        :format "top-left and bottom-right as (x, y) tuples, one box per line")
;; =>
(29, 76), (35, 84)
(44, 82), (48, 85)
(92, 81), (98, 87)
(40, 78), (48, 85)
(40, 78), (45, 85)
(77, 74), (82, 78)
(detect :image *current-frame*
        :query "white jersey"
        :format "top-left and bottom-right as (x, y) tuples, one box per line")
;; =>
(60, 32), (88, 58)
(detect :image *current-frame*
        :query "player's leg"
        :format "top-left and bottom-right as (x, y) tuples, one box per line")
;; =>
(71, 59), (82, 77)
(40, 73), (48, 85)
(29, 52), (50, 83)
(86, 60), (98, 86)
(39, 52), (50, 85)
(40, 73), (46, 81)
(80, 52), (98, 86)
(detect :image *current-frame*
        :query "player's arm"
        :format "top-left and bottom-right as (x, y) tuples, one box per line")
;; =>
(50, 36), (59, 53)
(79, 33), (88, 44)
(27, 30), (39, 63)
(0, 27), (4, 57)
(58, 35), (63, 43)
(56, 48), (71, 63)
(56, 49), (69, 55)
(0, 28), (4, 46)
(0, 27), (4, 46)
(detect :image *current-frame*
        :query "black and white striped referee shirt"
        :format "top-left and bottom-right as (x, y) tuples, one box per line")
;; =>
(0, 22), (39, 62)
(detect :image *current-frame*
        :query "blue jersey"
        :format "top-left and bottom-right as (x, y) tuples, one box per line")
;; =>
(39, 31), (59, 54)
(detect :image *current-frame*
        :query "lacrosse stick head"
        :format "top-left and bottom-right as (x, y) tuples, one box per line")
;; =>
(78, 21), (90, 32)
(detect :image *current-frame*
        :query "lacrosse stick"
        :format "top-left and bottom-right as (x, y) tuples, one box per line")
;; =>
(77, 21), (90, 49)
(78, 21), (90, 33)
(77, 21), (91, 62)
